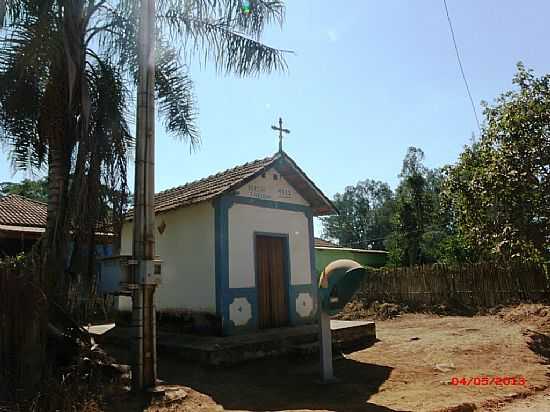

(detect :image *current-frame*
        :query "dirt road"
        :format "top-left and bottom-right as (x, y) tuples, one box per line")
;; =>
(106, 305), (550, 412)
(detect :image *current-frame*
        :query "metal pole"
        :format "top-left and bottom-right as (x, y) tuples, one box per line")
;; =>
(132, 0), (157, 391)
(319, 309), (334, 382)
(131, 287), (144, 390)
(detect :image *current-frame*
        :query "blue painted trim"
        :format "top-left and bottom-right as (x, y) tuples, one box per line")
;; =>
(253, 232), (291, 328)
(215, 194), (318, 335)
(231, 195), (311, 214)
(214, 197), (232, 327)
(214, 199), (221, 319)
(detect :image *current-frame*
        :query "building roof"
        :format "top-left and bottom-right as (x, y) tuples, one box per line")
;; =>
(132, 151), (336, 217)
(0, 194), (113, 240)
(0, 194), (47, 229)
(313, 237), (388, 254)
(314, 237), (341, 248)
(315, 246), (389, 254)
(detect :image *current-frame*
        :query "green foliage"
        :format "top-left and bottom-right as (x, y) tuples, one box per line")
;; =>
(385, 147), (453, 266)
(0, 0), (289, 179)
(0, 178), (48, 202)
(323, 64), (550, 267)
(0, 1), (289, 305)
(444, 63), (550, 263)
(321, 179), (394, 249)
(321, 147), (469, 266)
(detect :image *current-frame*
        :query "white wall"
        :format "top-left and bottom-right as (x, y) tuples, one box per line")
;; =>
(235, 167), (309, 206)
(121, 202), (216, 312)
(228, 203), (311, 289)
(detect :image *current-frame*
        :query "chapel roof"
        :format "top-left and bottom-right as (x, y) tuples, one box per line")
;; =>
(134, 151), (336, 217)
(0, 194), (47, 230)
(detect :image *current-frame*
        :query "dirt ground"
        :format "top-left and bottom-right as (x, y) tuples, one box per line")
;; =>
(104, 304), (550, 412)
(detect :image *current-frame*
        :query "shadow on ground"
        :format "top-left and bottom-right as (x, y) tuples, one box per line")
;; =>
(156, 353), (403, 412)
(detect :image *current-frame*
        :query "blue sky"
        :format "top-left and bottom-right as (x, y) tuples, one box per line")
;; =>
(1, 0), (550, 235)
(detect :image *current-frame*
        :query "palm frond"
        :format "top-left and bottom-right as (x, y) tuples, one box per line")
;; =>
(156, 45), (199, 146)
(95, 0), (139, 76)
(87, 54), (134, 165)
(0, 16), (60, 172)
(119, 0), (291, 76)
(161, 11), (288, 76)
(0, 0), (34, 27)
(72, 55), (132, 233)
(158, 0), (285, 36)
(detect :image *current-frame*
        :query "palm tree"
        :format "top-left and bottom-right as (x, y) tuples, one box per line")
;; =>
(0, 0), (288, 308)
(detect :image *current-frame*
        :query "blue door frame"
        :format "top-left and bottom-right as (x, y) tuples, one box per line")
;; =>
(214, 194), (319, 335)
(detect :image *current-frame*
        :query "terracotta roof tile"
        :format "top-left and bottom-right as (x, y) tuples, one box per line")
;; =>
(151, 154), (278, 214)
(128, 151), (336, 218)
(0, 194), (47, 228)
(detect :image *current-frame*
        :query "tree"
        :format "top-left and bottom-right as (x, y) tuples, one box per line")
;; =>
(0, 0), (289, 308)
(0, 3), (135, 305)
(444, 63), (550, 262)
(385, 147), (460, 266)
(385, 147), (429, 265)
(418, 167), (472, 264)
(321, 147), (475, 266)
(0, 178), (48, 202)
(321, 179), (394, 250)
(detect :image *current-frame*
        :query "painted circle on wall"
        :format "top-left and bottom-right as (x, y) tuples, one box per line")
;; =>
(296, 292), (314, 318)
(229, 297), (252, 327)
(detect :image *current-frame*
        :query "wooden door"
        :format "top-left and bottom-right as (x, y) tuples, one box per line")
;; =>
(256, 235), (289, 329)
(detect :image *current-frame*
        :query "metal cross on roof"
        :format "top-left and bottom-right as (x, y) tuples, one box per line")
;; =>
(271, 117), (290, 152)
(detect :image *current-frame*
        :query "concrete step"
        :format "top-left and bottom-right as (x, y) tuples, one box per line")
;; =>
(101, 320), (376, 366)
(289, 341), (320, 358)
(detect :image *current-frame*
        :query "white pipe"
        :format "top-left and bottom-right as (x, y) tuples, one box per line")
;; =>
(319, 309), (334, 382)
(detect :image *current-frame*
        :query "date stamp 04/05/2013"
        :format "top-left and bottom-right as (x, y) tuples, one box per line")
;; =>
(451, 376), (527, 386)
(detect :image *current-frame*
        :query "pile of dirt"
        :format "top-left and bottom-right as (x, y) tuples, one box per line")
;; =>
(495, 303), (550, 364)
(425, 299), (479, 316)
(336, 297), (481, 321)
(496, 303), (550, 333)
(335, 300), (402, 321)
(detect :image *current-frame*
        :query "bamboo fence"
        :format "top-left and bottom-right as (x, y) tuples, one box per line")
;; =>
(360, 261), (549, 308)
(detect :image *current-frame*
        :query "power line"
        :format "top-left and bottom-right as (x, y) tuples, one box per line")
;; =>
(443, 0), (482, 135)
